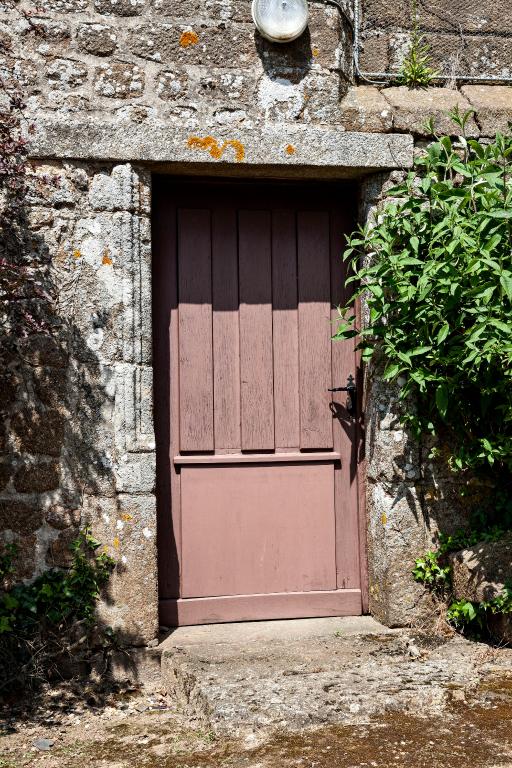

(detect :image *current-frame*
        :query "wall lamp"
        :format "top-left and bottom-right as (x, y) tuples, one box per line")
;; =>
(252, 0), (309, 43)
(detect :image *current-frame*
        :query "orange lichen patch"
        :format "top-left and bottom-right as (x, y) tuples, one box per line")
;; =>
(180, 30), (199, 47)
(381, 513), (387, 525)
(187, 135), (245, 162)
(285, 143), (296, 155)
(113, 537), (120, 549)
(121, 513), (133, 522)
(312, 46), (319, 57)
(73, 249), (81, 259)
(188, 135), (218, 153)
(226, 139), (245, 162)
(102, 251), (113, 266)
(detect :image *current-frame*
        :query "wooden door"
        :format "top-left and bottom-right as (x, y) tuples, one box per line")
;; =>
(153, 179), (364, 626)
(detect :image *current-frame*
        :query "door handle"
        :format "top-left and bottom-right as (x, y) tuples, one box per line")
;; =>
(328, 374), (356, 415)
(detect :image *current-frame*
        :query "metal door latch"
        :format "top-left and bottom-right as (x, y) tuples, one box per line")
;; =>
(328, 374), (357, 415)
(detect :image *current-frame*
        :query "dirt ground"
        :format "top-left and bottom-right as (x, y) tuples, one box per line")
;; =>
(2, 670), (512, 768)
(3, 619), (512, 768)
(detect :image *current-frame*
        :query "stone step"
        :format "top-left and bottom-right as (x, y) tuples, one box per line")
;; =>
(156, 617), (501, 737)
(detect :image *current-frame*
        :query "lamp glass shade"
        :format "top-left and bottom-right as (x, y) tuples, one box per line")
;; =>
(252, 0), (309, 43)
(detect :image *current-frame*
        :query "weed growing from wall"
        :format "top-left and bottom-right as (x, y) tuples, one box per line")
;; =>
(398, 0), (436, 87)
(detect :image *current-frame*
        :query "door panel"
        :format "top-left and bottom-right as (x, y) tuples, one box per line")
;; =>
(181, 462), (336, 598)
(212, 208), (241, 450)
(272, 210), (300, 450)
(153, 179), (363, 626)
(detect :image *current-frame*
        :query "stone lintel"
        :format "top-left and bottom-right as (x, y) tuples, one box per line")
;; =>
(28, 118), (414, 173)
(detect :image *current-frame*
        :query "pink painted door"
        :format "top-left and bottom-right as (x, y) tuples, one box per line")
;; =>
(153, 179), (364, 626)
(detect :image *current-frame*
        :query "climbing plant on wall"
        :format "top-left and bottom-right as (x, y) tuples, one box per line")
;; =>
(335, 109), (512, 484)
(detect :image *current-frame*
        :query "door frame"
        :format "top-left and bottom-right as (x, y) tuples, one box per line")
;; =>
(152, 175), (369, 626)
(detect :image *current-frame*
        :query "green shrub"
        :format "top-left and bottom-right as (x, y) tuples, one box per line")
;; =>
(336, 109), (512, 480)
(0, 527), (115, 691)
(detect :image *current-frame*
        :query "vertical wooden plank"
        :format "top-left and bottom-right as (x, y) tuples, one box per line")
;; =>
(178, 209), (214, 452)
(272, 210), (300, 449)
(297, 211), (333, 449)
(355, 296), (369, 612)
(330, 205), (361, 591)
(152, 184), (181, 598)
(239, 210), (274, 450)
(212, 207), (241, 450)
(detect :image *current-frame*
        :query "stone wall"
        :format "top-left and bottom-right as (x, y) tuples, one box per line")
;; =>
(0, 161), (158, 643)
(2, 0), (512, 639)
(0, 0), (351, 128)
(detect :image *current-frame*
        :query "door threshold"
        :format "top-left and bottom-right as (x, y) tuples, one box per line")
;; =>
(160, 589), (361, 627)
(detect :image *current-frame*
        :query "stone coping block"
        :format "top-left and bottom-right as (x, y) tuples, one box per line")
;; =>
(461, 85), (512, 136)
(338, 85), (512, 137)
(28, 118), (414, 172)
(339, 86), (393, 133)
(450, 533), (512, 604)
(382, 86), (478, 137)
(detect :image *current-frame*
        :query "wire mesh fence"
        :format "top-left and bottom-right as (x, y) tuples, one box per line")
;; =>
(358, 0), (512, 82)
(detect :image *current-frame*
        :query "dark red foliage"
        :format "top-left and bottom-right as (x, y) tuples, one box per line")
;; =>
(0, 77), (53, 360)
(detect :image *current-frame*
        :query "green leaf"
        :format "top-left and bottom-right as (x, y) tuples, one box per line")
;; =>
(500, 273), (512, 302)
(383, 363), (401, 380)
(435, 383), (449, 419)
(489, 319), (511, 333)
(437, 322), (450, 344)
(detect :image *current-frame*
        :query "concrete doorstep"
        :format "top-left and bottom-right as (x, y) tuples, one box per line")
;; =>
(143, 616), (512, 738)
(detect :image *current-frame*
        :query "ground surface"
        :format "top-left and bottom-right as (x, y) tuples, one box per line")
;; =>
(2, 618), (512, 767)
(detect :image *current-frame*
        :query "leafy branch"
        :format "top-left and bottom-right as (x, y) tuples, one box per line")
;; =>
(335, 108), (512, 479)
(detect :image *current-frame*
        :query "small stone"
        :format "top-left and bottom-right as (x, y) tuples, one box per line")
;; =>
(13, 460), (60, 493)
(0, 500), (44, 535)
(94, 0), (146, 16)
(11, 407), (65, 457)
(27, 19), (70, 41)
(155, 69), (188, 101)
(46, 57), (88, 90)
(17, 336), (68, 368)
(45, 504), (81, 530)
(44, 0), (87, 10)
(407, 642), (421, 659)
(33, 739), (54, 751)
(77, 23), (117, 56)
(94, 62), (144, 98)
(88, 165), (135, 211)
(47, 528), (79, 567)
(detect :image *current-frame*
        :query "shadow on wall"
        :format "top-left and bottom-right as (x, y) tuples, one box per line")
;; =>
(255, 28), (314, 82)
(0, 171), (117, 578)
(0, 125), (154, 695)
